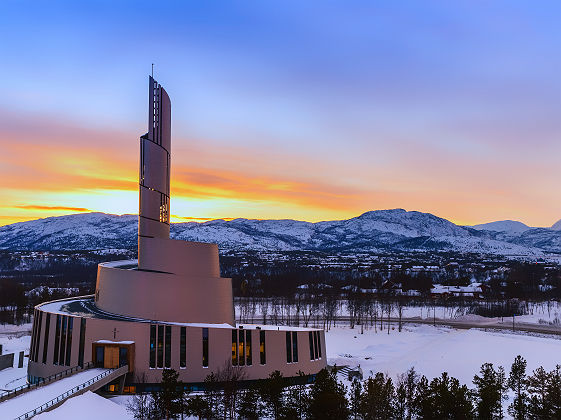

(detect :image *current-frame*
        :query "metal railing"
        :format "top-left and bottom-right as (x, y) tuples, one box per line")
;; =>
(13, 365), (128, 420)
(0, 362), (94, 402)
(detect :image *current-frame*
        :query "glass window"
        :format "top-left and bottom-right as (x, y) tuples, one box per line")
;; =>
(34, 311), (43, 362)
(286, 331), (292, 363)
(246, 330), (252, 366)
(313, 331), (319, 360)
(317, 331), (322, 358)
(260, 330), (266, 365)
(180, 327), (186, 368)
(309, 331), (314, 360)
(96, 346), (104, 367)
(238, 329), (245, 366)
(157, 325), (164, 368)
(231, 329), (238, 366)
(165, 326), (171, 368)
(42, 313), (50, 364)
(59, 316), (67, 366)
(53, 315), (61, 365)
(149, 325), (156, 368)
(292, 331), (298, 363)
(65, 317), (73, 366)
(78, 318), (86, 367)
(202, 328), (209, 367)
(119, 347), (128, 367)
(30, 310), (38, 362)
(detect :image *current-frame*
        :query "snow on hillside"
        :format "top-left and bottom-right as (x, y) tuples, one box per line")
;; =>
(552, 219), (561, 231)
(1, 209), (560, 256)
(471, 220), (531, 234)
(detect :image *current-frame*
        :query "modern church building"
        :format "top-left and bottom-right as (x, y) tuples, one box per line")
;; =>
(26, 76), (326, 392)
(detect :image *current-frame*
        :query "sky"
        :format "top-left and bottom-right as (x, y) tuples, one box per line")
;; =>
(0, 1), (560, 227)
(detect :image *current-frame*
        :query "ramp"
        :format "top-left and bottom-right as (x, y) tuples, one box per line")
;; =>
(0, 365), (128, 419)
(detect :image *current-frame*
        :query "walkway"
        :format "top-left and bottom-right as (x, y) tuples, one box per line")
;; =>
(0, 365), (128, 419)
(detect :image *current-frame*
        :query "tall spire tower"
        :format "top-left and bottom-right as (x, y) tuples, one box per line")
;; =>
(138, 76), (171, 267)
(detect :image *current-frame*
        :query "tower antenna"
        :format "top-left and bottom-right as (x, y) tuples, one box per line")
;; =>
(151, 63), (154, 78)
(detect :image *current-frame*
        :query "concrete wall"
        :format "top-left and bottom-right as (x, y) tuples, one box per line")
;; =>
(28, 306), (327, 386)
(95, 262), (234, 325)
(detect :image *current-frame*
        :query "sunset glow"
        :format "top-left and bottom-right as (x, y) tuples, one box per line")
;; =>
(1, 1), (560, 228)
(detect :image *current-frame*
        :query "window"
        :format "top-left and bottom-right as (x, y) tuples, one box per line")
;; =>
(34, 311), (43, 362)
(157, 325), (164, 368)
(165, 326), (171, 368)
(78, 318), (86, 367)
(231, 329), (238, 366)
(42, 314), (50, 364)
(238, 330), (245, 366)
(309, 332), (314, 360)
(180, 327), (186, 368)
(313, 331), (319, 360)
(149, 325), (156, 368)
(202, 328), (209, 367)
(292, 331), (298, 363)
(30, 310), (38, 362)
(65, 317), (73, 366)
(119, 347), (128, 367)
(246, 330), (252, 366)
(317, 331), (322, 358)
(53, 315), (61, 365)
(260, 330), (266, 365)
(286, 332), (292, 363)
(59, 316), (67, 366)
(96, 346), (104, 367)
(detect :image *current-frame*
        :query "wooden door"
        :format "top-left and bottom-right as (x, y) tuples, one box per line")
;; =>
(104, 346), (119, 368)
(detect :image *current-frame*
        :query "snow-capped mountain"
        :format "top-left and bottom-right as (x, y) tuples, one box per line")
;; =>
(1, 209), (560, 256)
(552, 219), (561, 231)
(471, 220), (531, 234)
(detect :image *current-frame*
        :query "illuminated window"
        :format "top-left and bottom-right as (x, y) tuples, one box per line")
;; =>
(260, 330), (266, 365)
(238, 329), (245, 366)
(246, 330), (252, 366)
(231, 329), (238, 366)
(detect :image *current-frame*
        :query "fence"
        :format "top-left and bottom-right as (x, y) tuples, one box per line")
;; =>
(13, 365), (128, 420)
(0, 362), (94, 401)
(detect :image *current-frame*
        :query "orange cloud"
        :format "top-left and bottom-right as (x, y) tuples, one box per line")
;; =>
(14, 205), (92, 212)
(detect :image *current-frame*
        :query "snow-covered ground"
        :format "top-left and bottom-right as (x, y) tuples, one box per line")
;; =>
(0, 325), (31, 393)
(34, 391), (133, 420)
(326, 323), (561, 385)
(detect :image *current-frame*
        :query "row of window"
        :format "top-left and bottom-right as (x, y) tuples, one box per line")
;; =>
(286, 331), (299, 363)
(29, 312), (86, 368)
(309, 331), (322, 360)
(232, 328), (265, 367)
(149, 325), (172, 369)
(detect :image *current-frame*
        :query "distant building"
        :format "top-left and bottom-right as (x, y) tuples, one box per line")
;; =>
(27, 76), (326, 392)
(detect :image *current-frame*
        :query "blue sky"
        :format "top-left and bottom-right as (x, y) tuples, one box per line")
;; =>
(1, 1), (560, 226)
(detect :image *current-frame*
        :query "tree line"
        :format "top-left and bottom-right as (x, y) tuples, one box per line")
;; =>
(127, 355), (561, 419)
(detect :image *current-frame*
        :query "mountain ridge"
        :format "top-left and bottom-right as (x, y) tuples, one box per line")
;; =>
(1, 210), (560, 257)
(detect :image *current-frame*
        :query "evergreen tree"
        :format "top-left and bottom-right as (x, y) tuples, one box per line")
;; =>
(185, 395), (209, 420)
(359, 372), (396, 420)
(203, 372), (222, 419)
(399, 367), (418, 420)
(307, 368), (349, 420)
(238, 387), (262, 420)
(412, 376), (433, 419)
(508, 355), (528, 420)
(258, 370), (286, 420)
(473, 362), (505, 419)
(152, 368), (184, 420)
(527, 366), (549, 419)
(430, 372), (474, 419)
(350, 379), (362, 420)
